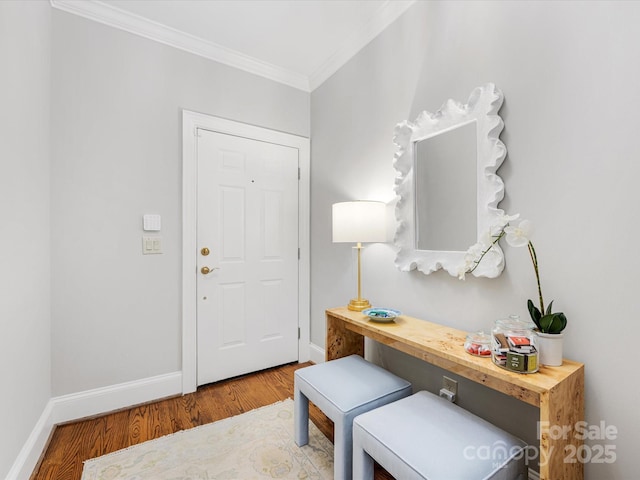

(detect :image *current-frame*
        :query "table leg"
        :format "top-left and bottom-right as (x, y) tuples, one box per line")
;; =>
(326, 313), (364, 361)
(538, 367), (585, 479)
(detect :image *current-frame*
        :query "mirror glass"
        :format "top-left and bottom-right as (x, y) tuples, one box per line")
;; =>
(393, 83), (507, 278)
(415, 121), (477, 251)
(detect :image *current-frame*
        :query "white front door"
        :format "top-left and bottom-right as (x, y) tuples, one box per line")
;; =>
(196, 129), (299, 386)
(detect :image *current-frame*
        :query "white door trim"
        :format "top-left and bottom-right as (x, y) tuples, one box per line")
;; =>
(182, 110), (310, 394)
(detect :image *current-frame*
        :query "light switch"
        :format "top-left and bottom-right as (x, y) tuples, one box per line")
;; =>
(142, 236), (162, 254)
(143, 237), (153, 253)
(143, 214), (162, 231)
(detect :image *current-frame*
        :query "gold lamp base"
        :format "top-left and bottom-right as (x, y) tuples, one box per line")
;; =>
(348, 298), (371, 312)
(346, 242), (372, 312)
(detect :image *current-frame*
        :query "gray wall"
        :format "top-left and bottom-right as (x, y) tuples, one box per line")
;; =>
(50, 10), (309, 395)
(0, 1), (52, 477)
(311, 1), (639, 478)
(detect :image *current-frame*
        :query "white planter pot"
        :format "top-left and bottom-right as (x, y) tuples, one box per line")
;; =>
(537, 332), (564, 366)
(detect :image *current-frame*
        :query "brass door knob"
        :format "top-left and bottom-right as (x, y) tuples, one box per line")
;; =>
(201, 247), (210, 256)
(201, 266), (213, 274)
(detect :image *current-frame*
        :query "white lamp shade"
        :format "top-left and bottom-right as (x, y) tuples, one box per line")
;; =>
(332, 201), (387, 243)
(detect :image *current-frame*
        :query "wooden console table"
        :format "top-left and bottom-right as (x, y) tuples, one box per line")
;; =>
(326, 306), (584, 480)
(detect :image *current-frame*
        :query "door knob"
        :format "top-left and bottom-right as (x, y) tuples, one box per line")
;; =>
(201, 266), (218, 275)
(201, 247), (210, 256)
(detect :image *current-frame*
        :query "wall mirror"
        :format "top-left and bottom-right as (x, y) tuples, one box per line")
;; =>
(393, 83), (507, 277)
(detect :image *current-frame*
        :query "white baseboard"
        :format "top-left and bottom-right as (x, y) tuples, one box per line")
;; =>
(308, 342), (325, 364)
(49, 371), (182, 425)
(7, 371), (182, 480)
(5, 400), (55, 480)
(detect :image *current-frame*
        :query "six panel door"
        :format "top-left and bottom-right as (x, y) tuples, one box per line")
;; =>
(196, 129), (299, 385)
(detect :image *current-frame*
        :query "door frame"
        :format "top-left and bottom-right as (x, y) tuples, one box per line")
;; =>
(182, 110), (310, 394)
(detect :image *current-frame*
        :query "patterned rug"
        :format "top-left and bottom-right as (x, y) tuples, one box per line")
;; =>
(81, 399), (333, 480)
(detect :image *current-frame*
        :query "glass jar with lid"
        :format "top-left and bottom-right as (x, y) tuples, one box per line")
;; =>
(491, 315), (538, 373)
(465, 331), (492, 357)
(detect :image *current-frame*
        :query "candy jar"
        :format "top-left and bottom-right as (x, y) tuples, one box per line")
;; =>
(491, 315), (538, 373)
(464, 331), (492, 357)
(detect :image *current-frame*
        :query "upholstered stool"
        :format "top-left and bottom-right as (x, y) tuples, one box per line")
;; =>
(294, 355), (412, 480)
(353, 391), (527, 480)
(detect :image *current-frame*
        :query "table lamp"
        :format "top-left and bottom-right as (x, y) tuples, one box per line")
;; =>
(332, 201), (387, 311)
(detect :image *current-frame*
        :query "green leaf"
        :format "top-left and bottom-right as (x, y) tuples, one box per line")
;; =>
(545, 300), (554, 315)
(539, 312), (567, 334)
(554, 312), (568, 332)
(539, 314), (552, 331)
(527, 299), (542, 330)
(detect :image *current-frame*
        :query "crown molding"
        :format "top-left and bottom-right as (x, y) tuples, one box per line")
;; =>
(309, 0), (416, 91)
(50, 0), (310, 91)
(50, 0), (416, 93)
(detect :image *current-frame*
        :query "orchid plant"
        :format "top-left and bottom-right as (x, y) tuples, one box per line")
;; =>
(459, 214), (567, 334)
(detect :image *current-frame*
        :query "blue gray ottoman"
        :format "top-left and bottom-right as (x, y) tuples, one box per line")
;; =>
(294, 355), (412, 480)
(353, 391), (528, 480)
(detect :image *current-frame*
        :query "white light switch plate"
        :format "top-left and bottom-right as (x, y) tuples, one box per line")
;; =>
(142, 235), (162, 254)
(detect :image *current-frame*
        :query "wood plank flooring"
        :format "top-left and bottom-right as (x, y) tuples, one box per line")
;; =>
(31, 362), (393, 479)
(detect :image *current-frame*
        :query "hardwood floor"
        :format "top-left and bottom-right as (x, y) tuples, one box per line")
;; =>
(31, 362), (393, 479)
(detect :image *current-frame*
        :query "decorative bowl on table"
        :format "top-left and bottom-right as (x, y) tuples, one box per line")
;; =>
(362, 308), (401, 323)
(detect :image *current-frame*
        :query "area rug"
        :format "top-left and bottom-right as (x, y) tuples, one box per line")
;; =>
(81, 399), (333, 479)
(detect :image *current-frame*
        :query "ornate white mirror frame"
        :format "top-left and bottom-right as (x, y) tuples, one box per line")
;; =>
(393, 83), (507, 277)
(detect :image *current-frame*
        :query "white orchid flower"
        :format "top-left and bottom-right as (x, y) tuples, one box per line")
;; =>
(457, 266), (467, 280)
(489, 224), (504, 237)
(481, 246), (501, 264)
(482, 228), (505, 248)
(458, 246), (477, 279)
(465, 241), (484, 259)
(494, 212), (520, 228)
(504, 219), (533, 247)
